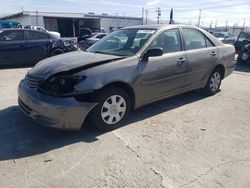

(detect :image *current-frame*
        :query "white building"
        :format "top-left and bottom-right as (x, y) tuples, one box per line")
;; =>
(1, 11), (143, 37)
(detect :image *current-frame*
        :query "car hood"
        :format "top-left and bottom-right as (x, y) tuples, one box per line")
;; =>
(28, 51), (123, 79)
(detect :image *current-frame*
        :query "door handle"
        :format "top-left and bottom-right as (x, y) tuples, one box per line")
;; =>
(211, 51), (217, 56)
(177, 58), (186, 65)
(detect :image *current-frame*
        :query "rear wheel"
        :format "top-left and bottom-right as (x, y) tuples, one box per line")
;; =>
(238, 51), (249, 65)
(50, 48), (64, 57)
(87, 87), (131, 131)
(202, 69), (222, 95)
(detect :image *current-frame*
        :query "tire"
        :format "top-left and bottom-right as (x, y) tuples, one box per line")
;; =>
(87, 87), (131, 131)
(238, 51), (248, 65)
(202, 69), (222, 96)
(50, 48), (64, 57)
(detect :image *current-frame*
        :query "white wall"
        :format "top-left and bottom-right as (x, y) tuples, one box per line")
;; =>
(30, 16), (45, 27)
(100, 18), (142, 33)
(7, 15), (32, 26)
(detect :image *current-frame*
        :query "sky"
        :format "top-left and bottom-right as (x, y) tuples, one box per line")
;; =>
(0, 0), (249, 27)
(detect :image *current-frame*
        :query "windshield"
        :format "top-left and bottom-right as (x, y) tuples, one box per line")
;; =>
(87, 29), (156, 56)
(238, 32), (250, 42)
(213, 32), (225, 38)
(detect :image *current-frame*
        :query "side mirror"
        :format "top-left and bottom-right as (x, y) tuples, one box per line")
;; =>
(142, 47), (163, 61)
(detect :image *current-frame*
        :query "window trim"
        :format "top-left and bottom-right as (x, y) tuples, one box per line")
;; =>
(0, 30), (25, 42)
(180, 27), (215, 51)
(148, 28), (183, 54)
(26, 30), (50, 41)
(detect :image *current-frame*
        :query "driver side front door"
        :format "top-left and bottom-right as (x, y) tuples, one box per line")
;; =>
(134, 28), (187, 106)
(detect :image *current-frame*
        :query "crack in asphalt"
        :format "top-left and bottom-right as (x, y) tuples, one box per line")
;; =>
(217, 94), (250, 105)
(112, 132), (141, 158)
(112, 132), (176, 188)
(25, 159), (31, 188)
(151, 168), (168, 188)
(178, 159), (250, 188)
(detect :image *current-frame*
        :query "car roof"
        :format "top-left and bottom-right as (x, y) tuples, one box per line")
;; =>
(122, 24), (200, 30)
(0, 28), (59, 39)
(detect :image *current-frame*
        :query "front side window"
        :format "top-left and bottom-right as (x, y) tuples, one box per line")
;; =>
(150, 29), (182, 53)
(183, 28), (207, 50)
(27, 31), (50, 40)
(87, 29), (155, 56)
(0, 31), (24, 41)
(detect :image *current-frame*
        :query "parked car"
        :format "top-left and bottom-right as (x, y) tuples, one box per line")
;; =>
(18, 25), (235, 131)
(213, 31), (237, 44)
(0, 29), (77, 67)
(77, 28), (92, 43)
(0, 20), (21, 30)
(24, 25), (61, 37)
(237, 43), (250, 64)
(234, 30), (250, 53)
(79, 33), (107, 50)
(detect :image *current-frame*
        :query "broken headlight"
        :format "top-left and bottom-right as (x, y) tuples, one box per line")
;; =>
(41, 75), (86, 97)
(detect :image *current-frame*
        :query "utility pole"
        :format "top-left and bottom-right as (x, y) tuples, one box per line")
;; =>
(215, 20), (217, 28)
(36, 10), (38, 25)
(243, 19), (245, 30)
(210, 21), (213, 30)
(225, 20), (228, 31)
(145, 9), (148, 25)
(197, 9), (202, 27)
(156, 8), (161, 24)
(142, 7), (144, 25)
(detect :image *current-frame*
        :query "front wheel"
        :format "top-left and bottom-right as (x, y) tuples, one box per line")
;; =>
(202, 69), (222, 96)
(87, 87), (131, 131)
(50, 48), (64, 57)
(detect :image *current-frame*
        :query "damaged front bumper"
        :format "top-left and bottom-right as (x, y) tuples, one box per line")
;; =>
(18, 79), (97, 130)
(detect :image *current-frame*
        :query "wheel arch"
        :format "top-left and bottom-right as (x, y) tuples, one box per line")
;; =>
(50, 47), (64, 56)
(213, 64), (225, 79)
(100, 81), (136, 109)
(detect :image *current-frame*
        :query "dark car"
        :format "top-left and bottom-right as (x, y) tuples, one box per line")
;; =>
(79, 33), (107, 50)
(77, 28), (92, 43)
(0, 29), (77, 67)
(234, 30), (250, 53)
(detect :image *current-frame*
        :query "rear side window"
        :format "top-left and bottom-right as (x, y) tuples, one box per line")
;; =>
(238, 32), (250, 42)
(183, 28), (213, 50)
(0, 31), (24, 41)
(27, 31), (50, 40)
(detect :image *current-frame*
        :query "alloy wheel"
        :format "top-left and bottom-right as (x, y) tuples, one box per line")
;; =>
(210, 72), (221, 92)
(101, 95), (127, 125)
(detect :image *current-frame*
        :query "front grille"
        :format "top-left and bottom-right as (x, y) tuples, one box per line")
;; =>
(26, 75), (44, 89)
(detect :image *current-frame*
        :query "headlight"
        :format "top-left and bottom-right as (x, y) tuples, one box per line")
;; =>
(41, 75), (86, 97)
(63, 40), (73, 47)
